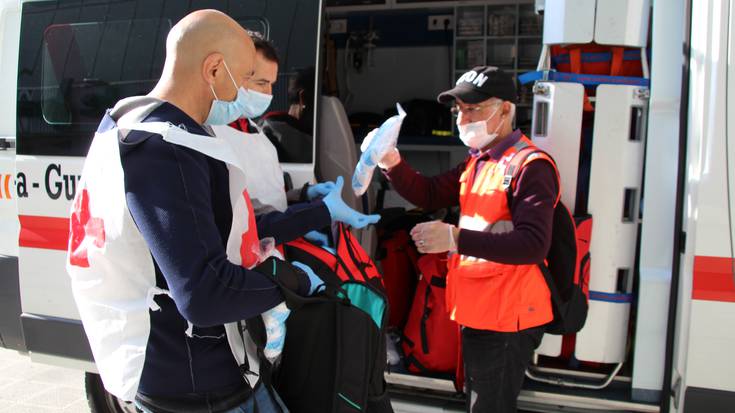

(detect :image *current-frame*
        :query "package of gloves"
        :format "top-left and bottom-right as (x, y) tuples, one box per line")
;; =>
(352, 103), (406, 196)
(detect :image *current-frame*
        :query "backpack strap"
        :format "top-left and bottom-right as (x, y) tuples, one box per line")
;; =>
(502, 147), (561, 208)
(566, 46), (595, 112)
(569, 47), (582, 74)
(503, 149), (567, 332)
(235, 320), (258, 390)
(610, 47), (625, 77)
(404, 235), (421, 273)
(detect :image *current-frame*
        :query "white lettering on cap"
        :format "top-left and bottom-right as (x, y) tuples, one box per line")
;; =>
(456, 70), (489, 87)
(473, 73), (488, 87)
(456, 70), (477, 85)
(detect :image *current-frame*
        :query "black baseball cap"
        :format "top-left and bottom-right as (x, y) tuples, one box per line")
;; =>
(438, 66), (517, 104)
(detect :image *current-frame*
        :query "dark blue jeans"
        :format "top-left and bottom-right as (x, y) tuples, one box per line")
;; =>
(462, 325), (545, 413)
(135, 382), (287, 413)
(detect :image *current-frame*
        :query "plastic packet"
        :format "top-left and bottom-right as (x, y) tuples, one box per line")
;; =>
(252, 237), (289, 362)
(352, 103), (406, 196)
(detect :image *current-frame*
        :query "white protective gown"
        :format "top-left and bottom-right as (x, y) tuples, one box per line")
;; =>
(66, 98), (268, 401)
(212, 122), (288, 213)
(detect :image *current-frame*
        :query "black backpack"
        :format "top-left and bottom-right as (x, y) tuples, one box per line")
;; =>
(504, 147), (592, 335)
(273, 224), (392, 413)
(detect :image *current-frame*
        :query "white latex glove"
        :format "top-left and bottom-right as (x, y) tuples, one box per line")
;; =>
(410, 221), (459, 254)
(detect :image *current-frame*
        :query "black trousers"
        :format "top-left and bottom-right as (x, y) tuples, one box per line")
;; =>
(462, 325), (545, 413)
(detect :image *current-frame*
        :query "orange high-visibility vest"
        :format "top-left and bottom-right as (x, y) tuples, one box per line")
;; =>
(446, 135), (557, 332)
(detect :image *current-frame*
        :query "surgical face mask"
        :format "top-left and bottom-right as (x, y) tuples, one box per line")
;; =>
(242, 88), (273, 119)
(457, 105), (502, 150)
(205, 60), (271, 125)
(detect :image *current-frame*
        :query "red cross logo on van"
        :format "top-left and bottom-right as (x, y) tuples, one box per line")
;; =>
(69, 188), (105, 268)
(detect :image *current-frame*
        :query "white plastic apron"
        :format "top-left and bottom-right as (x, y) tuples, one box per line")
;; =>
(67, 121), (266, 401)
(211, 123), (288, 212)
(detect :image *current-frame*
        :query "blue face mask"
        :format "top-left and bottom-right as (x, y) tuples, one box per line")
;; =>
(205, 60), (272, 125)
(241, 88), (273, 119)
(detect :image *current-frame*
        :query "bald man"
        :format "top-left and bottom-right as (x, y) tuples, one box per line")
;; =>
(96, 10), (335, 413)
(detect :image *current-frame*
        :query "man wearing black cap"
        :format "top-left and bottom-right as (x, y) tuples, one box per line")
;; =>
(378, 66), (559, 412)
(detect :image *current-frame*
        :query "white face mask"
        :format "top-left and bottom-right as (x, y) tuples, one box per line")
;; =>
(457, 105), (502, 150)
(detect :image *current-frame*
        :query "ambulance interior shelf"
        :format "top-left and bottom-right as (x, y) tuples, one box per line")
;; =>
(454, 2), (542, 135)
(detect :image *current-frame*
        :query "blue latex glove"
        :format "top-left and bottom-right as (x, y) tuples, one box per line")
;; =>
(306, 181), (336, 200)
(304, 230), (329, 247)
(322, 176), (381, 229)
(292, 261), (324, 295)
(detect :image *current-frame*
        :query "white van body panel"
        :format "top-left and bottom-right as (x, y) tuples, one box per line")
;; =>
(16, 156), (82, 319)
(672, 0), (735, 409)
(0, 0), (20, 257)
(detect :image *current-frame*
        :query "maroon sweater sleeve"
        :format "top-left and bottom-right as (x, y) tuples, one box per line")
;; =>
(383, 159), (465, 210)
(457, 160), (559, 265)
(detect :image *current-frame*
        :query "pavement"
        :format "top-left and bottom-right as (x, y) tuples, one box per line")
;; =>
(0, 347), (470, 413)
(0, 348), (90, 413)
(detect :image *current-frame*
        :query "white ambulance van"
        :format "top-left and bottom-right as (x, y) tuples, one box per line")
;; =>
(0, 0), (733, 412)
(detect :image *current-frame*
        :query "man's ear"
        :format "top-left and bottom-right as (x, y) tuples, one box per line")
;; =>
(298, 89), (305, 107)
(202, 53), (224, 86)
(502, 100), (512, 117)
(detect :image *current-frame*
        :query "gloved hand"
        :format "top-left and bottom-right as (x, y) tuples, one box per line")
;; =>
(410, 220), (459, 254)
(323, 176), (381, 229)
(292, 261), (324, 295)
(306, 181), (336, 200)
(304, 231), (336, 254)
(304, 230), (329, 247)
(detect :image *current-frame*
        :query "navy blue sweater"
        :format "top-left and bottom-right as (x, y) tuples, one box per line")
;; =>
(110, 102), (331, 397)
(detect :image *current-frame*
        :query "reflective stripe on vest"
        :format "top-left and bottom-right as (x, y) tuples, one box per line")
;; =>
(446, 135), (554, 332)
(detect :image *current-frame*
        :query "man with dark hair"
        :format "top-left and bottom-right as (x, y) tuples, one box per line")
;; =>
(223, 39), (324, 210)
(229, 34), (279, 134)
(228, 33), (312, 164)
(253, 36), (280, 68)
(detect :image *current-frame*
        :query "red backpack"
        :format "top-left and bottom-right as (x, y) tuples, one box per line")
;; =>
(284, 224), (383, 286)
(401, 253), (460, 375)
(377, 229), (420, 329)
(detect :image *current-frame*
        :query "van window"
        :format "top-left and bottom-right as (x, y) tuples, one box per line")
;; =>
(17, 0), (321, 160)
(41, 19), (170, 126)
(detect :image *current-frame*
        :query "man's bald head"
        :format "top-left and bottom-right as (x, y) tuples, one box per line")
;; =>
(165, 10), (252, 73)
(150, 10), (256, 124)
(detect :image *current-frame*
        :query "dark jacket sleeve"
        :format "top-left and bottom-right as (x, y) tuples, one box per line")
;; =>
(255, 200), (332, 245)
(383, 158), (465, 210)
(123, 134), (307, 327)
(457, 160), (559, 265)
